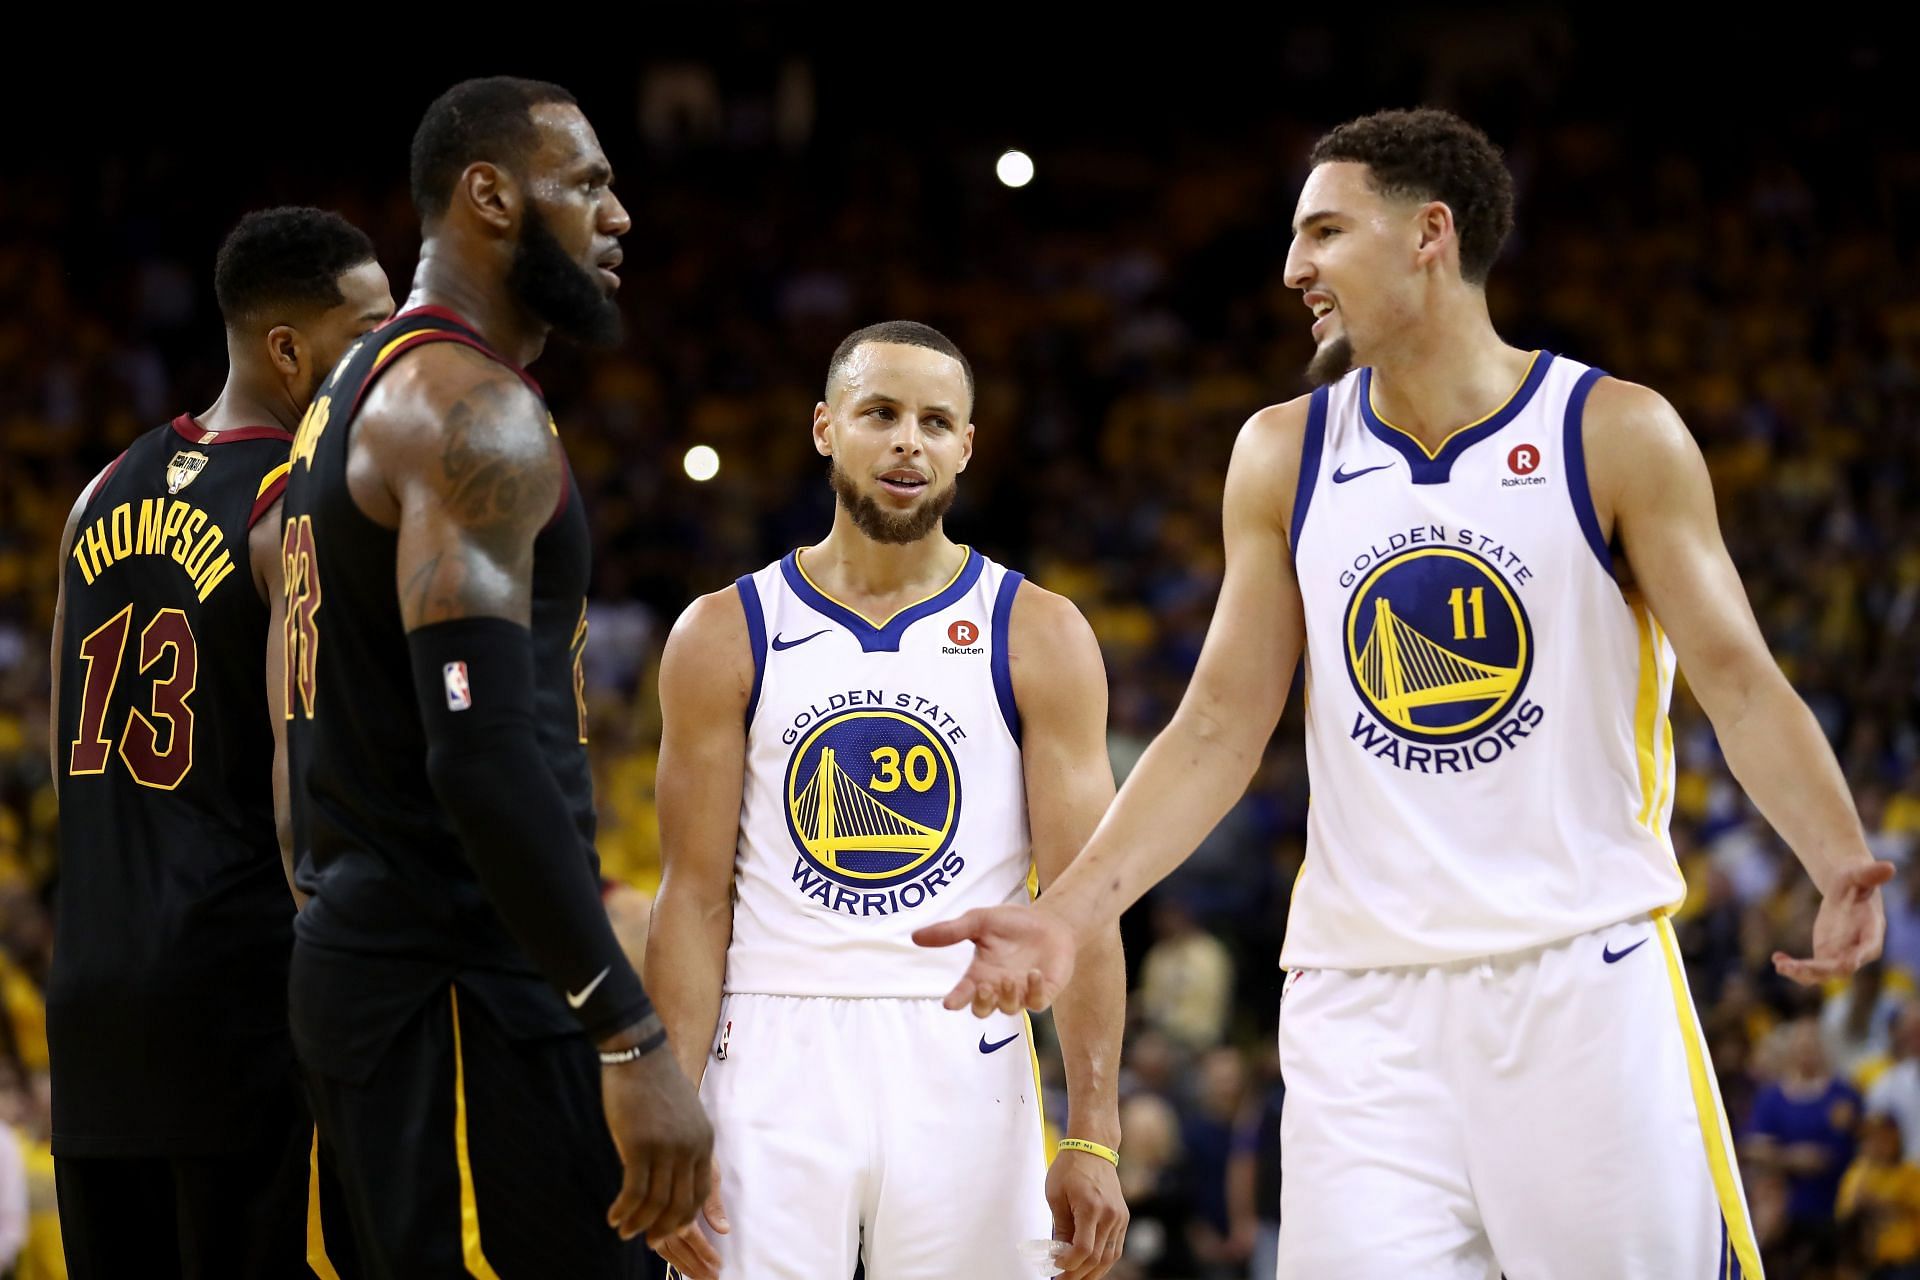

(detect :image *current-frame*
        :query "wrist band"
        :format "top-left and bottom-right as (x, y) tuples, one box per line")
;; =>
(599, 1026), (669, 1065)
(1057, 1138), (1119, 1165)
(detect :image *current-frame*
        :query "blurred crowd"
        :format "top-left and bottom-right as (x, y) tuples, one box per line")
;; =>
(0, 26), (1916, 1280)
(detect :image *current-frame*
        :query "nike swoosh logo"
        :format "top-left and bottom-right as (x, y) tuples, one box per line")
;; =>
(771, 629), (830, 651)
(1332, 463), (1394, 484)
(566, 966), (610, 1009)
(979, 1033), (1020, 1055)
(1602, 938), (1649, 964)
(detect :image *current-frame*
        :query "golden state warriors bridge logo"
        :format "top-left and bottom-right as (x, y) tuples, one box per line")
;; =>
(785, 707), (966, 915)
(1344, 545), (1544, 771)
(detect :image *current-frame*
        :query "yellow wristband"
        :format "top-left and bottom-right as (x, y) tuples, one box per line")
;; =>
(1056, 1139), (1119, 1165)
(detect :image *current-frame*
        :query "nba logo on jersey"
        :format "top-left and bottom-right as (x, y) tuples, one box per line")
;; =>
(165, 450), (208, 494)
(442, 662), (472, 711)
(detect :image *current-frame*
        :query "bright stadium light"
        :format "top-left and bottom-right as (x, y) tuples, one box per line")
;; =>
(996, 149), (1035, 188)
(684, 445), (720, 482)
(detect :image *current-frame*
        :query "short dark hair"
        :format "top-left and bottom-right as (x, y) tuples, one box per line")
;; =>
(826, 321), (975, 410)
(1308, 108), (1515, 285)
(213, 207), (375, 328)
(410, 76), (579, 220)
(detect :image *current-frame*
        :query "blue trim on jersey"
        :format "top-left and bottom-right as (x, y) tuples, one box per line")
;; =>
(735, 575), (767, 724)
(1290, 387), (1336, 552)
(1562, 366), (1612, 572)
(991, 570), (1025, 744)
(1288, 387), (1329, 551)
(1359, 352), (1556, 484)
(779, 548), (984, 653)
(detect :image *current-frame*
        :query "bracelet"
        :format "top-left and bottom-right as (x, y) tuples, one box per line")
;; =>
(1056, 1138), (1119, 1166)
(598, 1026), (669, 1065)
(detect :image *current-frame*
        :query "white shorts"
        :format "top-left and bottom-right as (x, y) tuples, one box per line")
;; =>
(689, 993), (1051, 1279)
(1276, 914), (1761, 1280)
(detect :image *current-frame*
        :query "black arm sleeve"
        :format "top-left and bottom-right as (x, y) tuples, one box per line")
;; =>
(408, 616), (651, 1042)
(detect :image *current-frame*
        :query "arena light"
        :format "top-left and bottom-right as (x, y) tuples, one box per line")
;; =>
(683, 445), (720, 482)
(996, 149), (1035, 189)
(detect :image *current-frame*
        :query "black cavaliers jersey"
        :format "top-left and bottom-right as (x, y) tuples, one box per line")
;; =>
(50, 414), (296, 1156)
(283, 307), (596, 1002)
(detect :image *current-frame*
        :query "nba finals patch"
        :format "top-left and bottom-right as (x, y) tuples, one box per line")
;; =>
(165, 450), (209, 494)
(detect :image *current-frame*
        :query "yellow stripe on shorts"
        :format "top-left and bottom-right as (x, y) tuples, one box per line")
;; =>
(1654, 916), (1762, 1277)
(307, 1130), (341, 1280)
(451, 987), (503, 1279)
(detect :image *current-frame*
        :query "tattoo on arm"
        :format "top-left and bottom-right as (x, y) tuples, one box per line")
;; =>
(395, 370), (560, 631)
(440, 384), (531, 534)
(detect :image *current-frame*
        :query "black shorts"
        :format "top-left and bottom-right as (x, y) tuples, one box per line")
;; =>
(293, 953), (642, 1280)
(54, 1081), (351, 1279)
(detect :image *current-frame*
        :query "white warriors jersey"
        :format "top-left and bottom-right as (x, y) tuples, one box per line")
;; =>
(1281, 351), (1688, 970)
(723, 547), (1033, 998)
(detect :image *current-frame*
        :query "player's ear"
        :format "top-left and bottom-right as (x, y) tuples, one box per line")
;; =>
(265, 325), (302, 380)
(1414, 200), (1455, 272)
(459, 161), (516, 233)
(956, 421), (975, 473)
(812, 402), (833, 457)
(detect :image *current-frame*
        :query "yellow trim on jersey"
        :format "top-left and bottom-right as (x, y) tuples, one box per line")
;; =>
(1655, 916), (1763, 1278)
(1650, 618), (1676, 833)
(307, 1131), (342, 1280)
(450, 988), (503, 1280)
(1366, 351), (1543, 460)
(375, 330), (425, 371)
(256, 461), (292, 500)
(1025, 1012), (1054, 1163)
(793, 545), (973, 628)
(1632, 604), (1664, 831)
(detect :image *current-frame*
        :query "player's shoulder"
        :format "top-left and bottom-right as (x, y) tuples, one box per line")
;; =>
(1234, 393), (1315, 475)
(1222, 392), (1316, 531)
(660, 583), (755, 714)
(1006, 576), (1090, 636)
(663, 584), (752, 665)
(1580, 376), (1697, 466)
(359, 340), (547, 455)
(1241, 391), (1316, 440)
(1005, 577), (1103, 679)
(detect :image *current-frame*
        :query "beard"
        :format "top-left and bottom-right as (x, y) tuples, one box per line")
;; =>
(507, 205), (622, 348)
(828, 460), (957, 545)
(1306, 334), (1355, 387)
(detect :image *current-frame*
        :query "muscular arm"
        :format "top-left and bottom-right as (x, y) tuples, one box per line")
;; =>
(366, 345), (652, 1042)
(1032, 399), (1310, 944)
(1013, 585), (1124, 1150)
(249, 496), (301, 905)
(1588, 380), (1883, 971)
(646, 589), (752, 1084)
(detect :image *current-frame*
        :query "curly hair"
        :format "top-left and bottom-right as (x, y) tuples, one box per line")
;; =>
(213, 207), (375, 327)
(410, 76), (578, 221)
(1308, 108), (1515, 285)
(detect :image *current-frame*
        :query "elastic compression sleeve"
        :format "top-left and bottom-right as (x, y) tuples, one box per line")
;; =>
(408, 616), (653, 1043)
